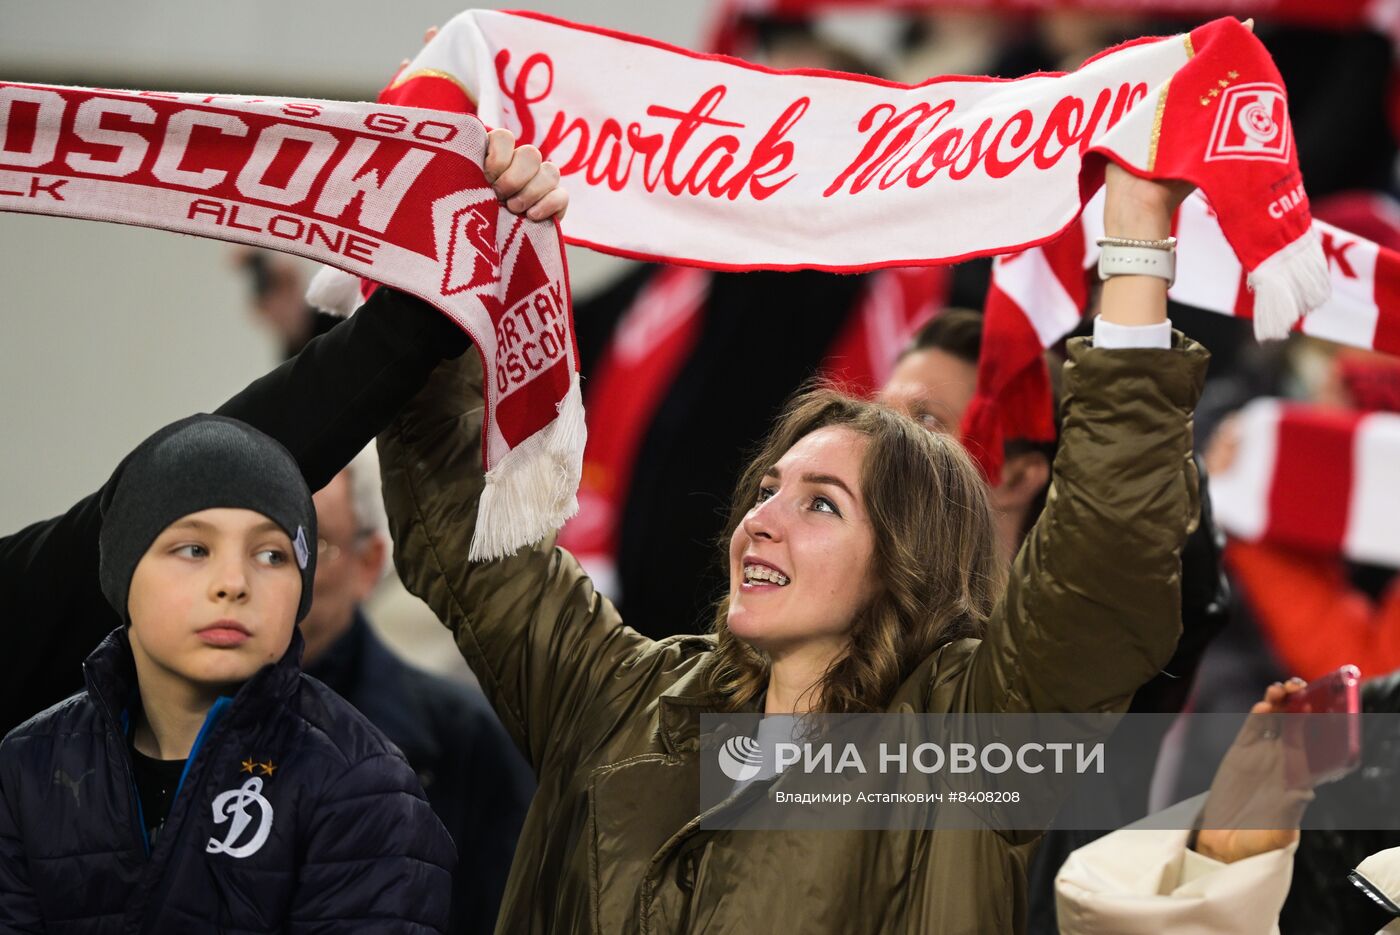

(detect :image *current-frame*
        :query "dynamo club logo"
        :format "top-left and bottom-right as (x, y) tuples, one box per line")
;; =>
(717, 735), (764, 783)
(206, 776), (274, 859)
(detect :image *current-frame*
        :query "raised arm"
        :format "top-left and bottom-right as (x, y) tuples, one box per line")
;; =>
(216, 287), (469, 491)
(377, 347), (658, 773)
(947, 165), (1208, 714)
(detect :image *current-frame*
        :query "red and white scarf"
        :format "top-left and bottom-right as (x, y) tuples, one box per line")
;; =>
(966, 191), (1400, 479)
(382, 10), (1327, 340)
(1210, 399), (1400, 567)
(0, 83), (579, 560)
(4, 14), (1337, 557)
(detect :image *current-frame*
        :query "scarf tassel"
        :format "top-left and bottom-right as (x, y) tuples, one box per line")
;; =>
(1247, 226), (1332, 340)
(471, 374), (587, 561)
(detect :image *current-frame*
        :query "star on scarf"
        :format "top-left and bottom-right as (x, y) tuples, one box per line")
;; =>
(240, 758), (256, 774)
(258, 761), (277, 777)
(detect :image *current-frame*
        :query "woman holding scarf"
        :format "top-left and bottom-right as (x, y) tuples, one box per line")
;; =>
(375, 143), (1206, 934)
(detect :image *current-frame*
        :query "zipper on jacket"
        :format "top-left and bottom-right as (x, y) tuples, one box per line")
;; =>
(126, 695), (235, 934)
(172, 696), (231, 803)
(135, 694), (232, 860)
(112, 707), (152, 858)
(108, 696), (233, 859)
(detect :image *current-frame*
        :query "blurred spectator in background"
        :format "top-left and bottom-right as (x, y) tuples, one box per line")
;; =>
(1184, 340), (1400, 728)
(236, 250), (336, 359)
(880, 309), (1051, 566)
(1172, 337), (1400, 933)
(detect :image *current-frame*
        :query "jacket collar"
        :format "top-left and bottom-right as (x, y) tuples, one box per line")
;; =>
(83, 625), (306, 735)
(82, 628), (141, 730)
(655, 648), (746, 756)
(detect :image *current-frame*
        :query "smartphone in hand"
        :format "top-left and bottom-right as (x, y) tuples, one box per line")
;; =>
(1284, 664), (1362, 787)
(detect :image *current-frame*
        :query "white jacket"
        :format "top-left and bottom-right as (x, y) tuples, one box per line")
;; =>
(1354, 846), (1400, 935)
(1055, 795), (1298, 935)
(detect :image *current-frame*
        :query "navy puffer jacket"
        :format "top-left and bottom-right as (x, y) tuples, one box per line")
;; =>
(0, 628), (455, 934)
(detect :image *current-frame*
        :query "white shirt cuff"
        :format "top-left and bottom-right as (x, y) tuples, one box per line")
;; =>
(1092, 316), (1173, 349)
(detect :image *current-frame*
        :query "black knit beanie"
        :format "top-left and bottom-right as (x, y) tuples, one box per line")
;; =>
(98, 414), (317, 622)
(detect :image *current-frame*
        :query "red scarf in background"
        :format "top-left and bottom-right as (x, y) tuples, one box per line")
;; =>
(969, 191), (1400, 480)
(819, 266), (952, 392)
(1210, 399), (1400, 567)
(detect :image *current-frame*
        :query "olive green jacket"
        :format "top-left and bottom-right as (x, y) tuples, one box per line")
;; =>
(377, 334), (1208, 935)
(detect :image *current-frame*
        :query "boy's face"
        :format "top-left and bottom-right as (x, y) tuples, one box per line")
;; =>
(127, 508), (302, 690)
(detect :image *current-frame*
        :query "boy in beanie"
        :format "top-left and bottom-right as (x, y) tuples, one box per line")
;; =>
(0, 414), (455, 932)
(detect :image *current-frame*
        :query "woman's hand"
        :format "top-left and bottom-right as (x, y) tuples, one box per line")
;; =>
(1194, 678), (1313, 864)
(1102, 163), (1194, 241)
(484, 128), (568, 222)
(1096, 17), (1251, 327)
(393, 25), (568, 222)
(1097, 163), (1195, 327)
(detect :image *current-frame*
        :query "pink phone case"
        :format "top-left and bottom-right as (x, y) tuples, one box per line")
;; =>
(1284, 664), (1362, 787)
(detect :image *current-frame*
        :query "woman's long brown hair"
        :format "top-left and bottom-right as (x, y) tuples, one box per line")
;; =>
(709, 387), (1005, 714)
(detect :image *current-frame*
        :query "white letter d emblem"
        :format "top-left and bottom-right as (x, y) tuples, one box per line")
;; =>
(206, 776), (274, 859)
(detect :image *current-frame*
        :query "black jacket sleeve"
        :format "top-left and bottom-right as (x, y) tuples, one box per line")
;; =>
(214, 288), (469, 493)
(0, 289), (467, 733)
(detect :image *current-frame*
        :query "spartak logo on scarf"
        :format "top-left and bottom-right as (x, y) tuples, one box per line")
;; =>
(384, 10), (1328, 340)
(0, 82), (580, 560)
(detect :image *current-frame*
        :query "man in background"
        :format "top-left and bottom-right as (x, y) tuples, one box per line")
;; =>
(879, 308), (1052, 566)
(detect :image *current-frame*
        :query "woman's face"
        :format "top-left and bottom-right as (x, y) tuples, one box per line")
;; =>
(726, 426), (879, 658)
